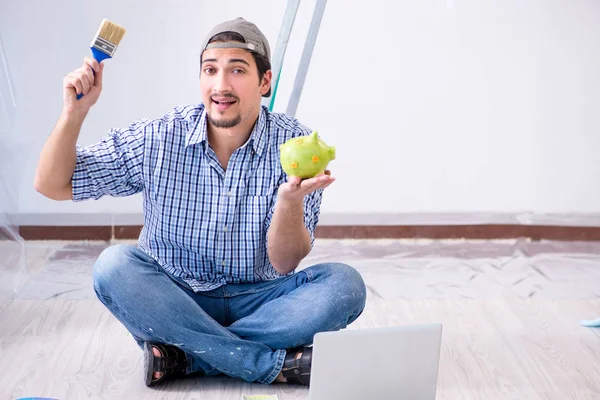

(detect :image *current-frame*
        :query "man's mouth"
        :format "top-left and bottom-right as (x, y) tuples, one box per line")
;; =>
(212, 97), (237, 105)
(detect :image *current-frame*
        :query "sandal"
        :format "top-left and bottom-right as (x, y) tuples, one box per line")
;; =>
(143, 342), (188, 387)
(281, 346), (313, 386)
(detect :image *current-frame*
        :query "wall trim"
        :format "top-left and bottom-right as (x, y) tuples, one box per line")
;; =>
(11, 224), (600, 241)
(7, 212), (600, 241)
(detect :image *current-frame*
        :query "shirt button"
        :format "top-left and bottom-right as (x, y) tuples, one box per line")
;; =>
(223, 226), (228, 232)
(227, 191), (233, 197)
(222, 260), (226, 266)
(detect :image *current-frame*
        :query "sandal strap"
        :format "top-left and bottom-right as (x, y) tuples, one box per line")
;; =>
(151, 343), (188, 376)
(154, 354), (187, 372)
(282, 346), (313, 386)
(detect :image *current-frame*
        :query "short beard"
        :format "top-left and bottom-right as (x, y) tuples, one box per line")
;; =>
(207, 113), (241, 129)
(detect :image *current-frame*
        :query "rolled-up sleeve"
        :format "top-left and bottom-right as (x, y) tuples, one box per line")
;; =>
(72, 124), (146, 202)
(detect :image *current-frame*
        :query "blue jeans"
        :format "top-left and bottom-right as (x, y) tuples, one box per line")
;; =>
(92, 245), (367, 384)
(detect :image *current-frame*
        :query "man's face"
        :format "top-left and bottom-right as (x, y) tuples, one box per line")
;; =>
(200, 47), (271, 129)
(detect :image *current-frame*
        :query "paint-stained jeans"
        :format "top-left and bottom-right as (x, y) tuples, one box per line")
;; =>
(92, 244), (367, 384)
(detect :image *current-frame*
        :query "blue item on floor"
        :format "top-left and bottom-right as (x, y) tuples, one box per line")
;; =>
(16, 398), (59, 400)
(580, 317), (600, 327)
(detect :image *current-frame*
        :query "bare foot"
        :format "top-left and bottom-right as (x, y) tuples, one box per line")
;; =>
(152, 346), (163, 380)
(276, 351), (303, 383)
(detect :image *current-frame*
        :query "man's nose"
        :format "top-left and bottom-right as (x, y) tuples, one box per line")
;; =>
(213, 71), (232, 92)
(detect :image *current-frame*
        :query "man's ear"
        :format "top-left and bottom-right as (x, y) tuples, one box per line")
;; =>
(260, 70), (273, 96)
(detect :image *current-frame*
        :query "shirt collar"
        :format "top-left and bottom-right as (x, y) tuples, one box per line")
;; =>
(185, 105), (268, 157)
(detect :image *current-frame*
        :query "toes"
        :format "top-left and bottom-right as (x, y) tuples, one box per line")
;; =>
(152, 346), (163, 380)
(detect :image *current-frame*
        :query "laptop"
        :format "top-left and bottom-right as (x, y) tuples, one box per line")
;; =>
(308, 323), (443, 400)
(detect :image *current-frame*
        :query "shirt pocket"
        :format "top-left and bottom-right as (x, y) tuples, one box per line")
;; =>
(242, 155), (282, 197)
(230, 195), (270, 268)
(239, 195), (270, 236)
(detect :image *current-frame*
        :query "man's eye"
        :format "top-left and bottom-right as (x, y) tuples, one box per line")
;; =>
(233, 69), (245, 74)
(204, 67), (215, 74)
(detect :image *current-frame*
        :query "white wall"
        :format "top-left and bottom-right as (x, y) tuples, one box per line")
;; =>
(2, 0), (600, 223)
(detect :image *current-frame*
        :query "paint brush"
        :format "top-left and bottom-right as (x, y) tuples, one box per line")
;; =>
(77, 18), (126, 100)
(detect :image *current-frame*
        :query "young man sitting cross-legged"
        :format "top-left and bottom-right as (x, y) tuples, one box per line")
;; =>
(34, 17), (367, 387)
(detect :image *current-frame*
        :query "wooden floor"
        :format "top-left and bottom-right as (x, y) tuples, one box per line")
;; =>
(1, 239), (600, 399)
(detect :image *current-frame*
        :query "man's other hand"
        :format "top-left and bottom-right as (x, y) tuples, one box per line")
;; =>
(277, 170), (335, 204)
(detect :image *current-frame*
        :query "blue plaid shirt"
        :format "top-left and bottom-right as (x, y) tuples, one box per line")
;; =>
(72, 104), (323, 292)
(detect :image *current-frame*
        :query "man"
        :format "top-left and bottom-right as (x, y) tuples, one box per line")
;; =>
(34, 17), (367, 387)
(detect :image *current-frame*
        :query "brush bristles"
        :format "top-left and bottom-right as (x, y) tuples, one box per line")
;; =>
(96, 18), (126, 45)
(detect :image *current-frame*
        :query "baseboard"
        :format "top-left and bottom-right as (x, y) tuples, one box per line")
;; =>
(9, 212), (600, 241)
(14, 225), (600, 241)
